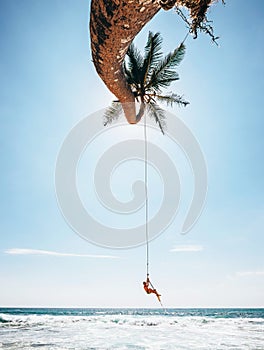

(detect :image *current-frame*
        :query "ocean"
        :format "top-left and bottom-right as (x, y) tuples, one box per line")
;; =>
(0, 308), (263, 349)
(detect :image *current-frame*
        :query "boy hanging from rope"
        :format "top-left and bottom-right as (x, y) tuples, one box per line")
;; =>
(143, 276), (161, 303)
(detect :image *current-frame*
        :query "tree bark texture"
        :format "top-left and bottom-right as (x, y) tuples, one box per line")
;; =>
(90, 0), (161, 124)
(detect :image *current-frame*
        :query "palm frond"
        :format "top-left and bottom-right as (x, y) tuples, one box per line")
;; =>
(147, 101), (167, 134)
(154, 93), (189, 107)
(147, 43), (186, 91)
(121, 33), (189, 134)
(142, 32), (163, 86)
(125, 43), (144, 85)
(103, 101), (123, 126)
(147, 76), (179, 92)
(123, 61), (137, 88)
(164, 42), (186, 67)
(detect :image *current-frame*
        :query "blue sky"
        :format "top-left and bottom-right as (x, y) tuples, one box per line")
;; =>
(0, 0), (264, 308)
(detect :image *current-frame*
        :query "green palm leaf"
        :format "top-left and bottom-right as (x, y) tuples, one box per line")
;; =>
(103, 101), (123, 126)
(154, 93), (189, 107)
(104, 33), (189, 134)
(125, 43), (144, 86)
(147, 101), (166, 134)
(141, 32), (163, 87)
(123, 61), (137, 88)
(147, 43), (186, 92)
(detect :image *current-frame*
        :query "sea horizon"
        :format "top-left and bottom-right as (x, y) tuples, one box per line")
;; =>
(1, 306), (264, 310)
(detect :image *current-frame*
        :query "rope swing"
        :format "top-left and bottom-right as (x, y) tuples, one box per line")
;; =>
(143, 113), (164, 308)
(142, 32), (190, 307)
(144, 112), (149, 279)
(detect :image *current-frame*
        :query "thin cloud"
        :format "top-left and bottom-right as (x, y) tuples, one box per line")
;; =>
(4, 248), (119, 259)
(236, 270), (264, 277)
(170, 244), (203, 252)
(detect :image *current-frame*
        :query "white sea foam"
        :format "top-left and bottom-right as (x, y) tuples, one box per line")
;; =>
(0, 313), (263, 349)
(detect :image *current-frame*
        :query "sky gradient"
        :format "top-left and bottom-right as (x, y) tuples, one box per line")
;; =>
(0, 0), (264, 308)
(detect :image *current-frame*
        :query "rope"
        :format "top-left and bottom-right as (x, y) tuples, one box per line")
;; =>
(182, 31), (190, 44)
(144, 112), (149, 278)
(143, 31), (189, 273)
(141, 30), (189, 309)
(144, 114), (165, 310)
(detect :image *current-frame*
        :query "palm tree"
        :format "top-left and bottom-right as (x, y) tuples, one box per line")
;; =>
(90, 1), (223, 124)
(90, 0), (160, 124)
(104, 32), (189, 134)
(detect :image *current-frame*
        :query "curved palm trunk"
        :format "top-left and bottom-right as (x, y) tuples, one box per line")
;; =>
(90, 0), (161, 124)
(90, 0), (217, 124)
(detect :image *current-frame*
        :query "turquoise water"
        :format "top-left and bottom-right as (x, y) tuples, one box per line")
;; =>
(1, 308), (264, 349)
(1, 307), (264, 318)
